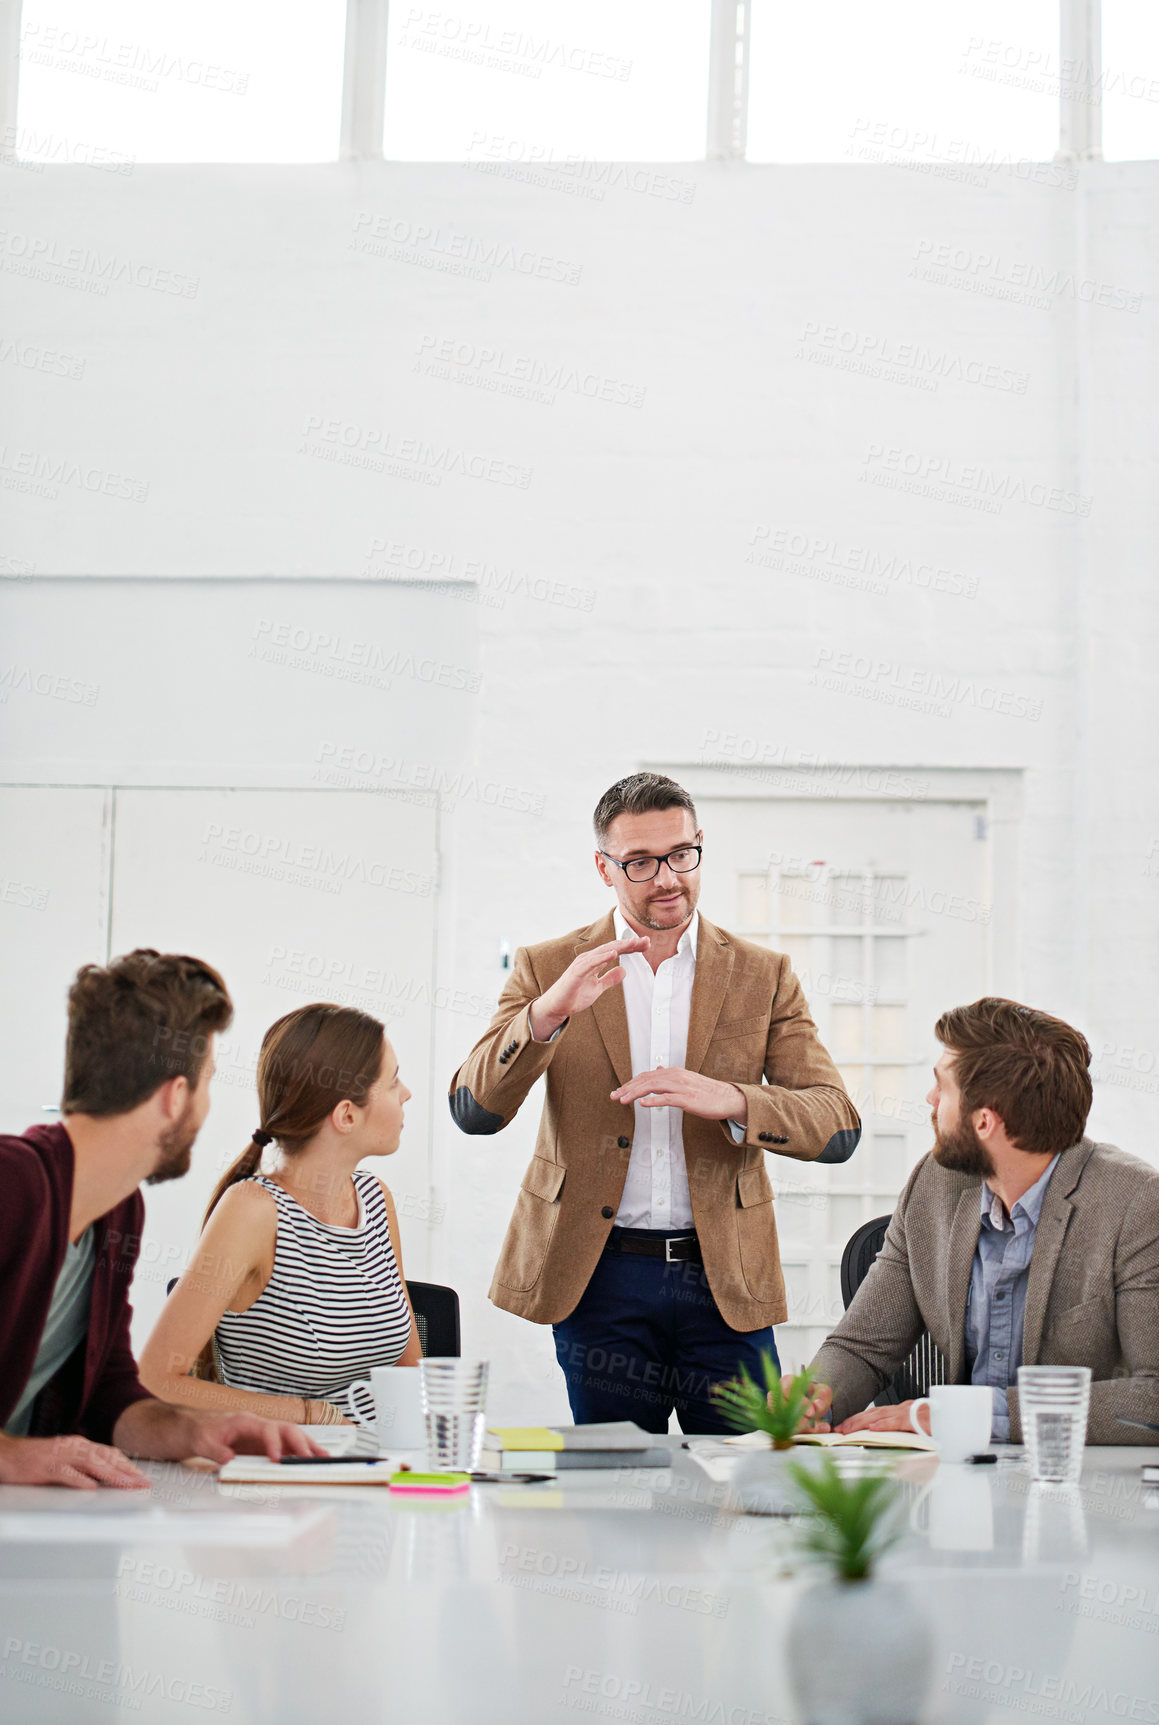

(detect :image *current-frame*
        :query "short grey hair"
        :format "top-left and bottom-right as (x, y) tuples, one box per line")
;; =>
(593, 773), (698, 847)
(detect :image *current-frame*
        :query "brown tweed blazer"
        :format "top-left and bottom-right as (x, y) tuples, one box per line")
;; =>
(448, 910), (861, 1328)
(810, 1136), (1159, 1443)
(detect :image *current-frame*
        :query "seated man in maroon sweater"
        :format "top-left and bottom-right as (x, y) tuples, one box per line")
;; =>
(0, 948), (323, 1488)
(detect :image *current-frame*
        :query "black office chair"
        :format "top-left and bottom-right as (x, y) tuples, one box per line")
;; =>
(165, 1276), (461, 1358)
(839, 1215), (947, 1406)
(405, 1281), (460, 1357)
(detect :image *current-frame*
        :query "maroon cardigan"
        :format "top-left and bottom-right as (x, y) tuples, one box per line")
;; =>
(0, 1122), (153, 1443)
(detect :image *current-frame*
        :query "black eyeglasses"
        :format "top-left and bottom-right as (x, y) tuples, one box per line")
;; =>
(600, 836), (703, 884)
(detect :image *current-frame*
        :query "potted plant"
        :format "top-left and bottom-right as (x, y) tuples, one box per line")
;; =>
(712, 1357), (828, 1515)
(714, 1355), (816, 1448)
(786, 1457), (932, 1725)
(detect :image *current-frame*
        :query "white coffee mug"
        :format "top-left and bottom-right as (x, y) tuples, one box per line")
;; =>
(909, 1384), (993, 1463)
(348, 1366), (426, 1449)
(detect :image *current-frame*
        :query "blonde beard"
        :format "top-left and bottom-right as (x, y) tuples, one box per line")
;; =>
(630, 888), (695, 932)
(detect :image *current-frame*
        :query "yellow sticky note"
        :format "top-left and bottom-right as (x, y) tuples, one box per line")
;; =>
(487, 1427), (564, 1451)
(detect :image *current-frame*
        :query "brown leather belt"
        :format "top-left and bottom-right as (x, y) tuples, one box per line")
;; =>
(605, 1229), (702, 1264)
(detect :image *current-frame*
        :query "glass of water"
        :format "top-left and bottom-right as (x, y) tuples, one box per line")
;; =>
(419, 1359), (489, 1472)
(1017, 1366), (1091, 1483)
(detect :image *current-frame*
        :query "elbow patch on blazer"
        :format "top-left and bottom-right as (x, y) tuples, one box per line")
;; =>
(816, 1126), (861, 1164)
(448, 1087), (505, 1135)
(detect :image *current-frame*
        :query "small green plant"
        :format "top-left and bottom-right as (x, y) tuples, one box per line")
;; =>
(788, 1455), (904, 1582)
(712, 1355), (818, 1449)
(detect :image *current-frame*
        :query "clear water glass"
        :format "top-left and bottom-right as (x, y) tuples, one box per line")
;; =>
(419, 1359), (489, 1472)
(1018, 1366), (1091, 1483)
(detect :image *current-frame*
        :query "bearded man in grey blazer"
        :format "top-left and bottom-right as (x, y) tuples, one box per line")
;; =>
(801, 998), (1159, 1445)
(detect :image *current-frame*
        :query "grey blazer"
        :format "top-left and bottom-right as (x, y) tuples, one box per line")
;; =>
(810, 1136), (1159, 1443)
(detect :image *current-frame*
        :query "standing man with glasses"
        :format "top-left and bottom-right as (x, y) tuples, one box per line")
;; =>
(448, 773), (861, 1433)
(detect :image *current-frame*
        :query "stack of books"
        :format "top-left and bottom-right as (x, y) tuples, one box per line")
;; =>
(480, 1420), (671, 1471)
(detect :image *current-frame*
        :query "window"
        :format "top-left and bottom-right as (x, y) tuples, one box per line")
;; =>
(1102, 2), (1159, 161)
(746, 0), (1058, 167)
(16, 0), (346, 164)
(20, 4), (1152, 175)
(383, 0), (712, 162)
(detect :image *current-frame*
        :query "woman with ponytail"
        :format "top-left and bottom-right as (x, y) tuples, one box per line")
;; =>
(140, 1005), (421, 1426)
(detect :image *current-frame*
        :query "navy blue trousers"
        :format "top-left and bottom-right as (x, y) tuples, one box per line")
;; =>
(552, 1231), (780, 1435)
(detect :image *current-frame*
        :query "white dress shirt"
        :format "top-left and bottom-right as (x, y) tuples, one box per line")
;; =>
(529, 906), (746, 1229)
(612, 906), (700, 1229)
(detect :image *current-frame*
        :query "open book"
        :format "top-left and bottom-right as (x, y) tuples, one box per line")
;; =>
(793, 1429), (935, 1452)
(723, 1427), (936, 1453)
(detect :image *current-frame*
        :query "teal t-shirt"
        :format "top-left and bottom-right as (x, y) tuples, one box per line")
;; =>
(4, 1228), (96, 1436)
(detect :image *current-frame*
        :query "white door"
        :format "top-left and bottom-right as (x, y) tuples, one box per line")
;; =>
(108, 787), (439, 1348)
(700, 797), (991, 1368)
(0, 787), (112, 1131)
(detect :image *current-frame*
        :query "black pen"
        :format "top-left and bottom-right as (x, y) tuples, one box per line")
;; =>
(277, 1455), (389, 1465)
(1117, 1417), (1159, 1434)
(469, 1471), (555, 1483)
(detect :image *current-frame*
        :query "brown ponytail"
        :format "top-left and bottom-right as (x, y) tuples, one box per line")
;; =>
(191, 1003), (387, 1381)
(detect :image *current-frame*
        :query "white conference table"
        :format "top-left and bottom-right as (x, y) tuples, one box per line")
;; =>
(0, 1440), (1156, 1725)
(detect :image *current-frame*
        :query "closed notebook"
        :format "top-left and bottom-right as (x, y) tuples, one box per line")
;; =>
(485, 1421), (655, 1453)
(217, 1457), (399, 1485)
(483, 1422), (670, 1471)
(479, 1446), (672, 1471)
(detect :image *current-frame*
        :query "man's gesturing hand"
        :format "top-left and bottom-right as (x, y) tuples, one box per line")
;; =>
(611, 1066), (746, 1123)
(528, 935), (649, 1041)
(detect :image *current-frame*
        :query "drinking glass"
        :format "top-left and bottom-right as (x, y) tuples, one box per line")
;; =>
(419, 1359), (489, 1472)
(1017, 1366), (1091, 1483)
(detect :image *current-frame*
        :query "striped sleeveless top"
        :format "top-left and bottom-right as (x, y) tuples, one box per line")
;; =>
(214, 1170), (412, 1425)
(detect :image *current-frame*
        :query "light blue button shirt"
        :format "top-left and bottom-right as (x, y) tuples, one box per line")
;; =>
(964, 1156), (1060, 1441)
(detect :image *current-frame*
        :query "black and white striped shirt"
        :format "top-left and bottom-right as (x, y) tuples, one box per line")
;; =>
(214, 1170), (412, 1424)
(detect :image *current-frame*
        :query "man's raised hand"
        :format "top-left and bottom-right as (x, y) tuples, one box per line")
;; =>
(528, 935), (649, 1041)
